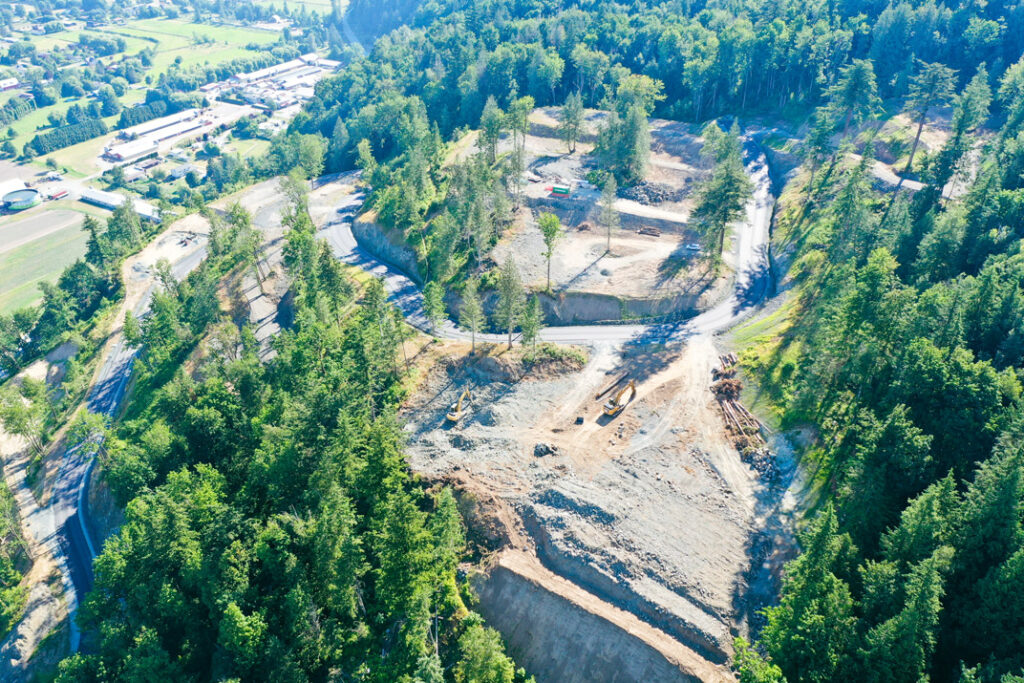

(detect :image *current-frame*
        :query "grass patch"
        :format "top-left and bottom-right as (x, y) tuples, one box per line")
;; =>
(521, 342), (588, 369)
(731, 294), (800, 420)
(0, 222), (88, 314)
(36, 131), (113, 177)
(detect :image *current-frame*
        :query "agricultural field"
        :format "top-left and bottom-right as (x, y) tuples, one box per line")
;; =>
(0, 209), (90, 313)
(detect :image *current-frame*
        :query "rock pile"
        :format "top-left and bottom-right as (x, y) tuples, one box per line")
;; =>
(620, 181), (690, 205)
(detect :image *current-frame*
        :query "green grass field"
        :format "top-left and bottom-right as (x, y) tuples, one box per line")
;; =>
(0, 220), (88, 314)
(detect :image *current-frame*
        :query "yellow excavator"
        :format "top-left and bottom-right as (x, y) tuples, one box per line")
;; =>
(603, 380), (636, 417)
(446, 389), (472, 422)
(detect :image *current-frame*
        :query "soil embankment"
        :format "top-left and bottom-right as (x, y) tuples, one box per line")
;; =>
(473, 550), (728, 683)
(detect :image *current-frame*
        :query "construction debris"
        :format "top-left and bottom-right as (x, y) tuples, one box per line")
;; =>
(534, 443), (560, 457)
(739, 447), (778, 481)
(620, 181), (690, 205)
(711, 378), (742, 400)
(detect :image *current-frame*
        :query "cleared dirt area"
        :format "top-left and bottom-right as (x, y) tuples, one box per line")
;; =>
(401, 337), (798, 681)
(484, 109), (733, 314)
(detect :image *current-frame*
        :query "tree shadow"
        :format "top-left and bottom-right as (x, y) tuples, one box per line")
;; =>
(655, 249), (716, 292)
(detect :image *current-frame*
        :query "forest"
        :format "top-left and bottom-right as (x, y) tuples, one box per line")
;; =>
(55, 183), (532, 683)
(0, 0), (1021, 681)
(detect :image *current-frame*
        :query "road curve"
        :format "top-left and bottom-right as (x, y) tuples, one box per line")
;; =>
(57, 239), (210, 649)
(322, 140), (775, 346)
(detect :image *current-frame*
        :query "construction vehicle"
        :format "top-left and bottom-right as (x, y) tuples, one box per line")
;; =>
(446, 389), (472, 422)
(603, 380), (636, 417)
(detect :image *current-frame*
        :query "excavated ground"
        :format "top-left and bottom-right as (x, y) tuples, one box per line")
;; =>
(488, 109), (732, 307)
(401, 338), (799, 681)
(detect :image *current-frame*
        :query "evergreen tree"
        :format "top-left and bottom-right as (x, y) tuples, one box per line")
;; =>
(898, 62), (958, 189)
(479, 97), (505, 164)
(454, 619), (515, 683)
(599, 174), (619, 254)
(559, 91), (584, 153)
(537, 212), (561, 291)
(459, 278), (485, 353)
(691, 123), (752, 267)
(423, 280), (446, 333)
(520, 294), (542, 347)
(494, 257), (524, 349)
(858, 547), (953, 683)
(824, 59), (882, 140)
(761, 505), (858, 683)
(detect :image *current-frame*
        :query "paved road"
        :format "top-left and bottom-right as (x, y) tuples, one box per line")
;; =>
(54, 239), (209, 649)
(323, 140), (775, 346)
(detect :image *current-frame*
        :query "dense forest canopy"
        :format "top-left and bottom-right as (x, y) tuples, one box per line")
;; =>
(56, 184), (533, 683)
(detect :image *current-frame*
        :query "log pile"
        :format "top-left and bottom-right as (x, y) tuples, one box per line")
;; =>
(711, 354), (771, 448)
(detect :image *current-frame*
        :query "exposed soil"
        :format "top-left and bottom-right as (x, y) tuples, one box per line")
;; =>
(481, 110), (734, 314)
(400, 337), (799, 681)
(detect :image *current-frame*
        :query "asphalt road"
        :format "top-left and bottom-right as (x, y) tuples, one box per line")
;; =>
(54, 237), (209, 648)
(323, 140), (775, 346)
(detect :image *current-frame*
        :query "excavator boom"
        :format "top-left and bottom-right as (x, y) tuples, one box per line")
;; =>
(602, 380), (636, 417)
(446, 389), (472, 422)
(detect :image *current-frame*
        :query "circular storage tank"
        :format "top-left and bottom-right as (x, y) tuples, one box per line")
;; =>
(3, 188), (41, 211)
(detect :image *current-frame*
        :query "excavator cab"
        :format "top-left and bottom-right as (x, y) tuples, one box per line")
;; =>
(446, 389), (472, 422)
(602, 380), (636, 417)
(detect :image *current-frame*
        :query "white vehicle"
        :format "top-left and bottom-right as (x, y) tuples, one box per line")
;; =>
(684, 243), (701, 251)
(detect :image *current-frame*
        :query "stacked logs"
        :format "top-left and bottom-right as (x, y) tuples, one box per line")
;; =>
(711, 354), (770, 447)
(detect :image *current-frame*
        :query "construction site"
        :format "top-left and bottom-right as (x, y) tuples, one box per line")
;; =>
(488, 109), (732, 324)
(399, 334), (799, 682)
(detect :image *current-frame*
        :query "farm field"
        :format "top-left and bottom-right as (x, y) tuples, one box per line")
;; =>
(0, 216), (88, 314)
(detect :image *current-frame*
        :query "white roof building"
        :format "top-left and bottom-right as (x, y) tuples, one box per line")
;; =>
(78, 188), (160, 222)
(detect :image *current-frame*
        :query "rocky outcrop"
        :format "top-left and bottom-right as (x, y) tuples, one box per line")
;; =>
(539, 290), (701, 325)
(351, 213), (423, 284)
